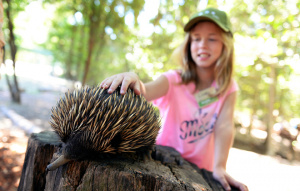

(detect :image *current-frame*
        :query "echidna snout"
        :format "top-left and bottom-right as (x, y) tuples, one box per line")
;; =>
(47, 86), (160, 171)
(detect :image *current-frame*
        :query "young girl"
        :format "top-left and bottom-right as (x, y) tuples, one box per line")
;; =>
(101, 7), (248, 191)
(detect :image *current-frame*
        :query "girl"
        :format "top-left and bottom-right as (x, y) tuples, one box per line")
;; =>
(101, 7), (248, 191)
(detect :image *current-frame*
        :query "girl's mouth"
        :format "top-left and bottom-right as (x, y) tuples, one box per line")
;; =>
(198, 53), (209, 58)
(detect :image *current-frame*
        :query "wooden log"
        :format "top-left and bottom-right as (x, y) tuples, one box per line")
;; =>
(18, 131), (61, 191)
(18, 131), (238, 191)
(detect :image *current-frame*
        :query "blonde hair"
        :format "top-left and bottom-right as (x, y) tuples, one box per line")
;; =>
(178, 23), (234, 96)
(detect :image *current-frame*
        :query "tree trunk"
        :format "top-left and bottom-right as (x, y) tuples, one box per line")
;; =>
(74, 25), (86, 82)
(81, 6), (98, 87)
(18, 131), (239, 191)
(81, 36), (93, 87)
(81, 1), (115, 86)
(4, 0), (21, 103)
(265, 63), (276, 155)
(65, 16), (78, 80)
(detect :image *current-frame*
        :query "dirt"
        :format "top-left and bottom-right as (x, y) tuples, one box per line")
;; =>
(0, 126), (27, 191)
(0, 90), (61, 191)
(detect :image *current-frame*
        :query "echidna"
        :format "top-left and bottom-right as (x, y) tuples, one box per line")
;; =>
(46, 86), (160, 171)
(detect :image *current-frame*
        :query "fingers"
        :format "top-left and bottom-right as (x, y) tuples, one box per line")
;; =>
(100, 75), (122, 93)
(218, 176), (231, 191)
(100, 72), (141, 95)
(213, 170), (231, 191)
(223, 173), (249, 191)
(100, 77), (114, 89)
(129, 79), (141, 95)
(227, 176), (248, 191)
(109, 76), (125, 94)
(238, 184), (248, 191)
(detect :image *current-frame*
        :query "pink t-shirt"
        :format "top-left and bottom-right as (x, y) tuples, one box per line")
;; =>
(153, 70), (238, 171)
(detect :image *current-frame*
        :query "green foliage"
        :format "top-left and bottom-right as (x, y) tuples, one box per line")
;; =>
(2, 0), (32, 56)
(3, 0), (30, 13)
(7, 0), (300, 123)
(41, 0), (148, 84)
(232, 0), (300, 121)
(43, 0), (300, 121)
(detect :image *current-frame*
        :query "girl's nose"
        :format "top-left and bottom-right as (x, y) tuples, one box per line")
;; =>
(197, 39), (207, 48)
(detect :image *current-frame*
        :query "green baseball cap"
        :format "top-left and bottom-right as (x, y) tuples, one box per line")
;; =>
(184, 7), (232, 34)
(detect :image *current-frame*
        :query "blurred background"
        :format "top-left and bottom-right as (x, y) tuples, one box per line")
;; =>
(0, 0), (300, 190)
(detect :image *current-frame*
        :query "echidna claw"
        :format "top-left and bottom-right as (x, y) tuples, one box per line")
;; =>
(143, 150), (153, 162)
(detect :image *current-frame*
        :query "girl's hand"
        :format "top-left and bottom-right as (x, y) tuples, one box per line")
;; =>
(100, 72), (142, 95)
(213, 167), (248, 191)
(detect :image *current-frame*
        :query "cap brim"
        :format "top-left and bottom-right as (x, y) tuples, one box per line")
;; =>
(184, 16), (229, 33)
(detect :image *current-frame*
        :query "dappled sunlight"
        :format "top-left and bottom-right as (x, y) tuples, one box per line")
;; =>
(8, 143), (27, 154)
(251, 129), (267, 139)
(1, 60), (76, 93)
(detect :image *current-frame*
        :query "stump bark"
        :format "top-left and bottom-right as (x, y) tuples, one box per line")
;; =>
(18, 131), (237, 191)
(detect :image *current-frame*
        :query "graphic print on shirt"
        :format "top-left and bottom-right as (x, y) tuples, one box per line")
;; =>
(179, 108), (218, 144)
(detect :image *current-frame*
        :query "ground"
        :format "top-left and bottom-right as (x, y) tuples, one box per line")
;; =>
(0, 117), (27, 191)
(0, 75), (64, 191)
(1, 77), (300, 191)
(0, 90), (58, 191)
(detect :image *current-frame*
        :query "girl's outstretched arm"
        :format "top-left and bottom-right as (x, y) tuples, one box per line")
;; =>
(213, 91), (248, 191)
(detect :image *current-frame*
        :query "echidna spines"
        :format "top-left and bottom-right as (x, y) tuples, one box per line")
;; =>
(47, 85), (160, 171)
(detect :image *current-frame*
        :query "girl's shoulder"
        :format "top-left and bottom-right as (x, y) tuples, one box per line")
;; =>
(230, 78), (239, 91)
(163, 69), (182, 83)
(223, 78), (239, 96)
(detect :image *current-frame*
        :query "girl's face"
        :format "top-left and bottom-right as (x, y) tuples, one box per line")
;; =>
(190, 22), (223, 69)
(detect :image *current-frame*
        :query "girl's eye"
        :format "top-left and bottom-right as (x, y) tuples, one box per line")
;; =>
(192, 38), (200, 41)
(209, 38), (217, 41)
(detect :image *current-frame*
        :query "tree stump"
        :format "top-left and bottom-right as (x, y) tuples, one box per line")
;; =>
(18, 131), (237, 191)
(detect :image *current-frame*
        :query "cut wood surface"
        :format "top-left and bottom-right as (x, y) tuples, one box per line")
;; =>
(18, 131), (239, 191)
